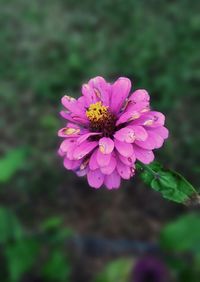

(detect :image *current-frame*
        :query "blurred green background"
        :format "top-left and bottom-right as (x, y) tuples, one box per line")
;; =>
(0, 0), (200, 281)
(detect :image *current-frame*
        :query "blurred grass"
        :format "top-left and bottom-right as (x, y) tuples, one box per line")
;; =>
(0, 0), (200, 281)
(0, 0), (200, 244)
(1, 0), (199, 185)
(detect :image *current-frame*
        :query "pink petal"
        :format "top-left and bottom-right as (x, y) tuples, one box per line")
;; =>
(59, 138), (80, 160)
(116, 109), (141, 126)
(76, 167), (89, 177)
(59, 139), (76, 153)
(61, 95), (86, 117)
(70, 114), (89, 125)
(129, 89), (150, 103)
(87, 169), (104, 188)
(63, 157), (81, 170)
(99, 137), (114, 154)
(58, 148), (65, 157)
(73, 141), (98, 160)
(116, 161), (132, 179)
(77, 96), (87, 107)
(88, 76), (110, 106)
(77, 132), (101, 145)
(104, 170), (121, 189)
(110, 77), (131, 113)
(133, 111), (165, 128)
(58, 126), (81, 137)
(135, 130), (164, 150)
(60, 111), (89, 126)
(118, 153), (136, 166)
(81, 84), (98, 106)
(66, 122), (80, 129)
(115, 125), (148, 144)
(96, 150), (111, 167)
(60, 111), (76, 123)
(149, 131), (164, 149)
(148, 126), (169, 139)
(61, 95), (76, 108)
(76, 159), (90, 176)
(114, 139), (134, 157)
(133, 145), (154, 164)
(114, 127), (136, 143)
(125, 100), (150, 113)
(89, 149), (99, 170)
(121, 97), (150, 117)
(147, 111), (165, 127)
(128, 125), (148, 141)
(100, 154), (117, 175)
(67, 143), (77, 160)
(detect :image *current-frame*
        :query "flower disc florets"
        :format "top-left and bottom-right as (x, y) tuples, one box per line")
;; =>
(86, 102), (117, 137)
(58, 76), (169, 189)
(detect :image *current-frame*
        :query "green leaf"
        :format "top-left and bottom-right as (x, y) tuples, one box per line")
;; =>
(160, 213), (200, 254)
(136, 161), (162, 185)
(42, 250), (71, 282)
(138, 162), (197, 203)
(5, 239), (39, 282)
(0, 148), (27, 183)
(41, 216), (63, 231)
(53, 227), (74, 242)
(0, 207), (24, 244)
(41, 216), (74, 244)
(95, 258), (133, 282)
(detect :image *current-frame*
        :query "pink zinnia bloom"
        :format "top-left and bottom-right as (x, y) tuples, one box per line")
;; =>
(58, 77), (168, 189)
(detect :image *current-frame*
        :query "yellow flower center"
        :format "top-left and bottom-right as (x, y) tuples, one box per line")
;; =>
(86, 102), (108, 122)
(86, 102), (116, 137)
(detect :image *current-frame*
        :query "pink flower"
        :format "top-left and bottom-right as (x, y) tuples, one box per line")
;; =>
(58, 77), (168, 189)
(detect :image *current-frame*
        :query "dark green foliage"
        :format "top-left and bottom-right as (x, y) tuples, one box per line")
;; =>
(0, 207), (24, 244)
(0, 208), (73, 282)
(95, 258), (133, 282)
(42, 251), (71, 282)
(0, 0), (199, 106)
(0, 149), (27, 183)
(1, 0), (199, 187)
(161, 213), (200, 254)
(160, 213), (200, 282)
(0, 0), (200, 281)
(95, 214), (200, 282)
(5, 239), (40, 282)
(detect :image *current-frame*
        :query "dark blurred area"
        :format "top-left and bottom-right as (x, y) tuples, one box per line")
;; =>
(0, 0), (200, 281)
